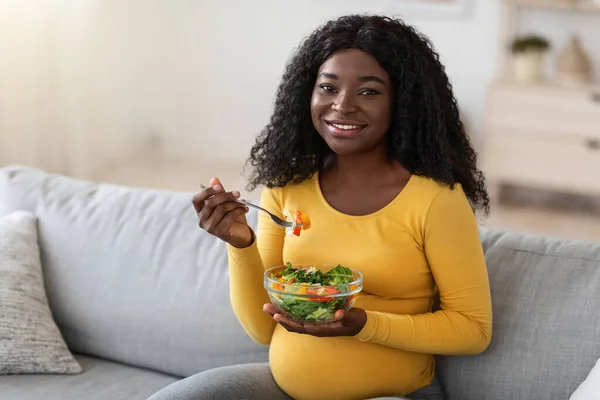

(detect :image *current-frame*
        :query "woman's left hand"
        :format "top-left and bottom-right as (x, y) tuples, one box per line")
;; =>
(263, 303), (367, 337)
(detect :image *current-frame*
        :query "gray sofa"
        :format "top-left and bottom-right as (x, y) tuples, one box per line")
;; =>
(0, 165), (599, 400)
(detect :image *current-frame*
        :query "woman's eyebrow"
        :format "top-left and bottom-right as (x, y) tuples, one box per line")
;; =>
(357, 75), (386, 85)
(318, 72), (338, 79)
(318, 72), (386, 85)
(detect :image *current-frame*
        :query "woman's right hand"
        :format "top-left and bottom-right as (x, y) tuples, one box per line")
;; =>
(192, 177), (254, 248)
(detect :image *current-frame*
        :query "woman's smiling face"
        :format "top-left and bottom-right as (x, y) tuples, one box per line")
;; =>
(311, 49), (393, 156)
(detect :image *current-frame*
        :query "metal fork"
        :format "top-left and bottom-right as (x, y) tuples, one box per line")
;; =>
(237, 199), (303, 228)
(199, 185), (302, 228)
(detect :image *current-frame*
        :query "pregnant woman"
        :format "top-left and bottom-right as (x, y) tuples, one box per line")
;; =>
(156, 14), (492, 400)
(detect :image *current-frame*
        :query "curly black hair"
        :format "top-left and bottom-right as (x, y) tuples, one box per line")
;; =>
(246, 14), (489, 214)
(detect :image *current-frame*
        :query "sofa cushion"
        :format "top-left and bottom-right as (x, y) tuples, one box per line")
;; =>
(0, 210), (81, 374)
(438, 227), (600, 400)
(0, 354), (177, 400)
(570, 357), (600, 400)
(0, 166), (267, 378)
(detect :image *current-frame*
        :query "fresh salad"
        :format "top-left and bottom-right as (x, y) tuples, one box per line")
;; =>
(268, 263), (360, 322)
(283, 209), (311, 236)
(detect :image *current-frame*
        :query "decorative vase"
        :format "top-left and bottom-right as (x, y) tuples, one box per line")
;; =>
(556, 35), (592, 87)
(513, 51), (545, 83)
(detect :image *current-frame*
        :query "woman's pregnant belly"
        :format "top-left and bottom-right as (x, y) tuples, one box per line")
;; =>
(269, 325), (434, 400)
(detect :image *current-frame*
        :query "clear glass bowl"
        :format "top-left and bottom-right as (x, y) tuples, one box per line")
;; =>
(264, 264), (363, 324)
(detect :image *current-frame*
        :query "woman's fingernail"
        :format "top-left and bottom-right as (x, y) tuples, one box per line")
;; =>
(213, 185), (222, 191)
(232, 191), (240, 198)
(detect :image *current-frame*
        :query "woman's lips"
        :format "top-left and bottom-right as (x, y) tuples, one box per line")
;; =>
(325, 120), (367, 137)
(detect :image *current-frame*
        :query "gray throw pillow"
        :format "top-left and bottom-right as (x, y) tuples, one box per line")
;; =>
(0, 211), (81, 374)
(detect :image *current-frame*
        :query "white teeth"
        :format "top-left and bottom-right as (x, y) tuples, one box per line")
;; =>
(331, 123), (362, 130)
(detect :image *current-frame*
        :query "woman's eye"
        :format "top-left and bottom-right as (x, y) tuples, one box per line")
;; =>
(319, 84), (337, 93)
(360, 89), (380, 96)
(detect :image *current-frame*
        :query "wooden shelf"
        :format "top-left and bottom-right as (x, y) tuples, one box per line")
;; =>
(506, 0), (600, 12)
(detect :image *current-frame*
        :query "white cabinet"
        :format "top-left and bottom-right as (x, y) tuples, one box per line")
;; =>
(481, 81), (600, 196)
(482, 0), (600, 198)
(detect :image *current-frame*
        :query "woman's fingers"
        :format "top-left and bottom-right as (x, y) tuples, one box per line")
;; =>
(221, 206), (250, 229)
(202, 200), (247, 233)
(273, 314), (343, 336)
(263, 306), (304, 332)
(191, 185), (221, 213)
(193, 184), (240, 225)
(204, 190), (240, 210)
(209, 177), (222, 188)
(192, 177), (227, 212)
(263, 303), (277, 316)
(274, 315), (306, 333)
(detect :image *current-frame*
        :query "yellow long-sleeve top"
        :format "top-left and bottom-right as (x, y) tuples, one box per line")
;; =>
(227, 173), (492, 400)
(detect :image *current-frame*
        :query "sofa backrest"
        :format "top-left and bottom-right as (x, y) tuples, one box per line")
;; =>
(0, 166), (268, 378)
(438, 226), (600, 400)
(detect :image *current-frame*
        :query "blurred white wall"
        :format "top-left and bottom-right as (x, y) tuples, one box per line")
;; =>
(0, 0), (598, 178)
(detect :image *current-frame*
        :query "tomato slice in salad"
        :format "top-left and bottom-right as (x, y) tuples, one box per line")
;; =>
(323, 286), (340, 294)
(305, 286), (340, 301)
(305, 288), (325, 301)
(292, 210), (303, 236)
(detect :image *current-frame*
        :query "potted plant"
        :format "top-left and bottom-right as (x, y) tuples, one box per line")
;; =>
(510, 35), (550, 83)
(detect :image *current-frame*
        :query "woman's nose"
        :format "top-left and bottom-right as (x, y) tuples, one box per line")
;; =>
(331, 91), (358, 114)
